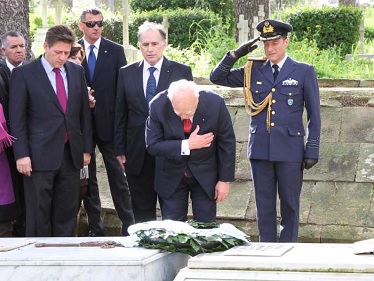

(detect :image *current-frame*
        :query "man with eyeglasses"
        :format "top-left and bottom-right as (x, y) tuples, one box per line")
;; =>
(78, 7), (134, 237)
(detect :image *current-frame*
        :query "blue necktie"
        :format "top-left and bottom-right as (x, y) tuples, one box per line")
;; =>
(146, 67), (157, 104)
(88, 45), (96, 80)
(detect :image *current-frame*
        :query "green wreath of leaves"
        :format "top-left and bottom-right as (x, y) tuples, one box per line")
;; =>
(133, 221), (250, 256)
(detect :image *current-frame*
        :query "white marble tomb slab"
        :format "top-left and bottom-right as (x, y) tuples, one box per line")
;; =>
(0, 237), (189, 281)
(174, 242), (374, 281)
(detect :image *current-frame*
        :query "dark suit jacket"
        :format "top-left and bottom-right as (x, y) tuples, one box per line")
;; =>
(9, 57), (93, 171)
(145, 90), (236, 200)
(210, 55), (321, 162)
(114, 57), (193, 175)
(0, 64), (21, 222)
(78, 37), (127, 142)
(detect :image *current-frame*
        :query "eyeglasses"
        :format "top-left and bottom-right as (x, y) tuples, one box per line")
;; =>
(82, 21), (103, 28)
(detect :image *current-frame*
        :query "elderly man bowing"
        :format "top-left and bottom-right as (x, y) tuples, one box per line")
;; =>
(145, 79), (236, 222)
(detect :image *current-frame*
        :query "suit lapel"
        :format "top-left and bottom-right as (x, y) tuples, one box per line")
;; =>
(157, 57), (172, 92)
(33, 58), (64, 113)
(166, 97), (184, 137)
(192, 97), (207, 132)
(78, 39), (91, 84)
(134, 61), (149, 111)
(277, 57), (296, 83)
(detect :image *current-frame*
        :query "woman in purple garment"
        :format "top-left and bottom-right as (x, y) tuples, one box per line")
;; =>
(0, 64), (21, 237)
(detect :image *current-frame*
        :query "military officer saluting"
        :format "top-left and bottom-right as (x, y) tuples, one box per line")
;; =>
(210, 19), (321, 242)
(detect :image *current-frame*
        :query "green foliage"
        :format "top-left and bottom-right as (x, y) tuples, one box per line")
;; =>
(130, 0), (235, 37)
(287, 38), (374, 79)
(285, 6), (362, 56)
(129, 8), (222, 49)
(133, 221), (250, 256)
(365, 26), (374, 41)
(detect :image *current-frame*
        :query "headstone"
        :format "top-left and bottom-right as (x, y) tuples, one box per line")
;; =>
(252, 16), (259, 39)
(175, 242), (374, 280)
(0, 237), (189, 281)
(237, 14), (249, 44)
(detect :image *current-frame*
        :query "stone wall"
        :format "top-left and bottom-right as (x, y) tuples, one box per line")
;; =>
(78, 79), (374, 243)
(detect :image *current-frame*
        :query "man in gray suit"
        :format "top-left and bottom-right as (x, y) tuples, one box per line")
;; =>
(9, 25), (92, 237)
(114, 21), (193, 223)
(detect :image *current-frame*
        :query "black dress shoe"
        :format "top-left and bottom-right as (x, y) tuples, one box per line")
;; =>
(88, 230), (104, 237)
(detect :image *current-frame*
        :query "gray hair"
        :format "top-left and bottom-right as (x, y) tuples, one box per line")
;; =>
(167, 79), (199, 102)
(80, 7), (103, 22)
(1, 31), (24, 48)
(137, 21), (166, 43)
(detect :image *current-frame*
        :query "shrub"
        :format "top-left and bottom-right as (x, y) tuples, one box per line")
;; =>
(130, 0), (235, 37)
(129, 8), (223, 49)
(285, 6), (362, 56)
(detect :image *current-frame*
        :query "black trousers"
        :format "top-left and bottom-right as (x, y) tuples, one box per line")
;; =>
(160, 175), (216, 222)
(127, 152), (158, 223)
(24, 144), (80, 237)
(84, 139), (135, 235)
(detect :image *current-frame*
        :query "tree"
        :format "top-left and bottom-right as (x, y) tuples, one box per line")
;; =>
(233, 0), (270, 39)
(0, 0), (32, 59)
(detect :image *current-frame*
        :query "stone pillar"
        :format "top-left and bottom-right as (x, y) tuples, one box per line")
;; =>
(162, 15), (169, 42)
(121, 0), (139, 63)
(360, 19), (364, 54)
(237, 14), (249, 44)
(54, 0), (62, 25)
(41, 0), (48, 28)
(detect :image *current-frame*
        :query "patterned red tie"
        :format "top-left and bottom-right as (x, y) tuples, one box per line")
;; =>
(183, 119), (192, 134)
(53, 68), (68, 142)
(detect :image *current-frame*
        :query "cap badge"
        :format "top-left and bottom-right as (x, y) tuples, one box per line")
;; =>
(263, 21), (274, 34)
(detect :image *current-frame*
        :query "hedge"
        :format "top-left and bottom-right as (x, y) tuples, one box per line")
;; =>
(285, 6), (363, 56)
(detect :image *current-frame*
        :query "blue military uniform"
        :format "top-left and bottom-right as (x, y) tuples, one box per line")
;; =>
(210, 19), (321, 242)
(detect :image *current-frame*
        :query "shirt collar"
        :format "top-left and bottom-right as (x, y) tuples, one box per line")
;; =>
(83, 37), (101, 52)
(143, 56), (164, 72)
(41, 55), (65, 74)
(5, 58), (22, 72)
(270, 54), (288, 70)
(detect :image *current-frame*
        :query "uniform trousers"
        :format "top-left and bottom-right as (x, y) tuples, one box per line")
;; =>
(250, 159), (303, 242)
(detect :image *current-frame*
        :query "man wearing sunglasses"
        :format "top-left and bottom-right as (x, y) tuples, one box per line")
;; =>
(78, 7), (134, 237)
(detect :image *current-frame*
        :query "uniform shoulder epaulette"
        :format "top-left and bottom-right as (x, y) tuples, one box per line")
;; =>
(247, 56), (267, 62)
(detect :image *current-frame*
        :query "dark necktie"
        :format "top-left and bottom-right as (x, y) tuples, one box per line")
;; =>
(272, 64), (279, 81)
(53, 68), (67, 113)
(53, 68), (68, 142)
(145, 67), (157, 104)
(183, 119), (192, 134)
(88, 45), (96, 80)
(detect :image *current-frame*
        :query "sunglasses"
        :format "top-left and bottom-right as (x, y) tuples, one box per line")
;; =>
(82, 21), (103, 28)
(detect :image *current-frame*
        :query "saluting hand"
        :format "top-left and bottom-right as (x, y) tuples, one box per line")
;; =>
(232, 37), (260, 59)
